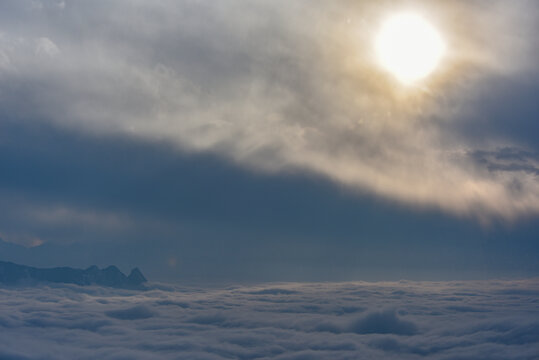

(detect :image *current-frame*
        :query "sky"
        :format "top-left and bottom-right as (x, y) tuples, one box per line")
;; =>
(0, 0), (539, 282)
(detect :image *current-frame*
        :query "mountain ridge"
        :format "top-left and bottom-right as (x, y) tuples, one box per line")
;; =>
(0, 260), (147, 289)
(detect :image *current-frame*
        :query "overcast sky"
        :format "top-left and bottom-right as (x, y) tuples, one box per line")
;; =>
(0, 0), (538, 281)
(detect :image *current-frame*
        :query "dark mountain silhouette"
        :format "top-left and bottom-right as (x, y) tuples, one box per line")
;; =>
(0, 260), (147, 289)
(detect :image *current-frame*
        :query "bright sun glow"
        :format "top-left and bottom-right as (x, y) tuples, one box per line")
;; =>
(375, 13), (445, 84)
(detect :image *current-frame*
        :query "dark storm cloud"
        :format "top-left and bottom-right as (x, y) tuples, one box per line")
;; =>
(0, 279), (538, 359)
(1, 120), (539, 281)
(0, 0), (538, 219)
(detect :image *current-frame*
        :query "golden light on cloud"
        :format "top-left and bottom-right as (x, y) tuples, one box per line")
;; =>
(375, 13), (446, 84)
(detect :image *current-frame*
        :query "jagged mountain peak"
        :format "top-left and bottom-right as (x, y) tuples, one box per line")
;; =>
(0, 261), (147, 289)
(128, 268), (147, 284)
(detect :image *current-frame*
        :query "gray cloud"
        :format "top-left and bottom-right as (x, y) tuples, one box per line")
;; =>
(470, 148), (539, 176)
(0, 0), (538, 221)
(1, 279), (538, 359)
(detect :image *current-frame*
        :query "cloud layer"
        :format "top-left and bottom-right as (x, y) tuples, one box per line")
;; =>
(1, 279), (538, 359)
(1, 0), (538, 220)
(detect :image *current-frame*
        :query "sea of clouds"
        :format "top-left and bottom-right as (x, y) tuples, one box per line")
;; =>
(1, 279), (538, 359)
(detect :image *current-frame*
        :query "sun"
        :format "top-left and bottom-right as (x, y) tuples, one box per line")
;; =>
(375, 13), (445, 84)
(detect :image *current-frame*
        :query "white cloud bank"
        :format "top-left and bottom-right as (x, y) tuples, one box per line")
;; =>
(1, 0), (539, 220)
(0, 279), (538, 359)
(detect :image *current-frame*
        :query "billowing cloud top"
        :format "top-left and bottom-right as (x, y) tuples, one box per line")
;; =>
(1, 0), (539, 220)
